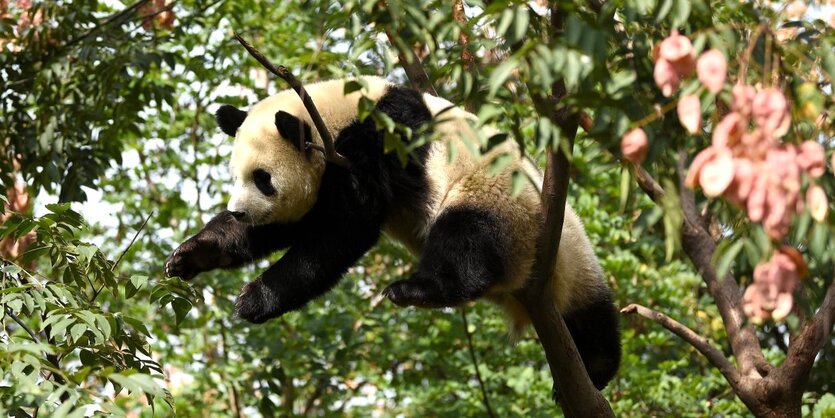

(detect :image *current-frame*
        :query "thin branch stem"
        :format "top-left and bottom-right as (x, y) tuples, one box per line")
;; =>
(459, 306), (496, 418)
(621, 304), (740, 383)
(5, 308), (40, 342)
(92, 212), (153, 303)
(112, 211), (154, 272)
(233, 33), (351, 169)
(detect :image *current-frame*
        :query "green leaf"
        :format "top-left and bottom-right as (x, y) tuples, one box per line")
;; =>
(488, 58), (518, 97)
(715, 239), (744, 278)
(70, 323), (86, 344)
(171, 298), (192, 326)
(125, 275), (148, 299)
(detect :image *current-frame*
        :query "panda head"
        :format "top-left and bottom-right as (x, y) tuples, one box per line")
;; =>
(216, 97), (327, 225)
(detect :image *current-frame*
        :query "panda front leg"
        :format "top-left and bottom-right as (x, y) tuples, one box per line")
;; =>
(383, 206), (510, 308)
(234, 218), (381, 323)
(165, 211), (300, 280)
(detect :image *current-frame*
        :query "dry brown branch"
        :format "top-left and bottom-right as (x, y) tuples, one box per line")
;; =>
(233, 33), (352, 169)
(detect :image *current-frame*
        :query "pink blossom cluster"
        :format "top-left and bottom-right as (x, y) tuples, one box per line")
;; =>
(621, 32), (729, 164)
(0, 0), (45, 52)
(742, 247), (806, 323)
(138, 0), (176, 31)
(685, 85), (828, 239)
(1, 181), (34, 260)
(653, 31), (727, 98)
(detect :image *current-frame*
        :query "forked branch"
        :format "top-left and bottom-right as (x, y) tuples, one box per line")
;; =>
(233, 33), (351, 169)
(621, 304), (741, 385)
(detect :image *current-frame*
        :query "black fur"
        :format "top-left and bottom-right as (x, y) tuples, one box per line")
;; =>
(252, 169), (276, 197)
(562, 295), (621, 391)
(275, 111), (313, 152)
(167, 85), (434, 322)
(216, 105), (247, 137)
(384, 206), (510, 307)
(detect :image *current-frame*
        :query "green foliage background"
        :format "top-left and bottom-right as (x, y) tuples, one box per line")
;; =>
(1, 0), (833, 416)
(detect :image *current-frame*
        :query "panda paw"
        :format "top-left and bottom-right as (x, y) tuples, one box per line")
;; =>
(382, 278), (443, 308)
(164, 241), (203, 281)
(235, 280), (280, 324)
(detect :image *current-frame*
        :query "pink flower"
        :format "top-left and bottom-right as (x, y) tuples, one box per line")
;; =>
(796, 141), (826, 178)
(677, 94), (701, 134)
(724, 159), (756, 204)
(621, 128), (649, 164)
(697, 49), (727, 93)
(712, 112), (745, 148)
(807, 185), (828, 222)
(699, 147), (735, 197)
(654, 58), (681, 97)
(743, 248), (803, 323)
(731, 84), (757, 117)
(685, 147), (716, 188)
(653, 31), (696, 97)
(752, 88), (791, 137)
(747, 174), (769, 222)
(657, 31), (696, 76)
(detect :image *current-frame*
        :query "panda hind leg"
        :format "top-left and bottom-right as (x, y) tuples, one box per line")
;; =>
(383, 206), (509, 308)
(552, 292), (622, 401)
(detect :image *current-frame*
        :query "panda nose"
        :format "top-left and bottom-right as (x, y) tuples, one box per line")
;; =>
(230, 211), (246, 220)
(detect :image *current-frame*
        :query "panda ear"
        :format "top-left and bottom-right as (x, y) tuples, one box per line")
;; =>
(275, 111), (313, 153)
(216, 105), (247, 137)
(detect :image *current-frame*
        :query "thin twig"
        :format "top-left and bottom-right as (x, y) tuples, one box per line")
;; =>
(5, 308), (40, 342)
(459, 306), (496, 418)
(62, 0), (152, 51)
(113, 211), (154, 272)
(233, 33), (351, 169)
(621, 304), (741, 383)
(91, 212), (153, 302)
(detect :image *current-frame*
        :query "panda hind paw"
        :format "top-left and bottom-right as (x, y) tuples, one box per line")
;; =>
(235, 280), (280, 324)
(382, 278), (444, 308)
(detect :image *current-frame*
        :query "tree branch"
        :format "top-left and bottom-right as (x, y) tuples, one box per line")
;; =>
(383, 30), (438, 96)
(783, 279), (835, 387)
(621, 304), (741, 383)
(5, 308), (39, 343)
(675, 152), (770, 378)
(512, 4), (614, 416)
(233, 33), (351, 169)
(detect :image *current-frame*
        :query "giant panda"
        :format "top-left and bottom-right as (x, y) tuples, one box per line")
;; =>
(164, 76), (621, 390)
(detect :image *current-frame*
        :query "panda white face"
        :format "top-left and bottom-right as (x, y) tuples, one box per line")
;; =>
(218, 103), (326, 225)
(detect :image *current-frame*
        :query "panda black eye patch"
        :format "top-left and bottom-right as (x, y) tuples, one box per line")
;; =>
(252, 169), (276, 196)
